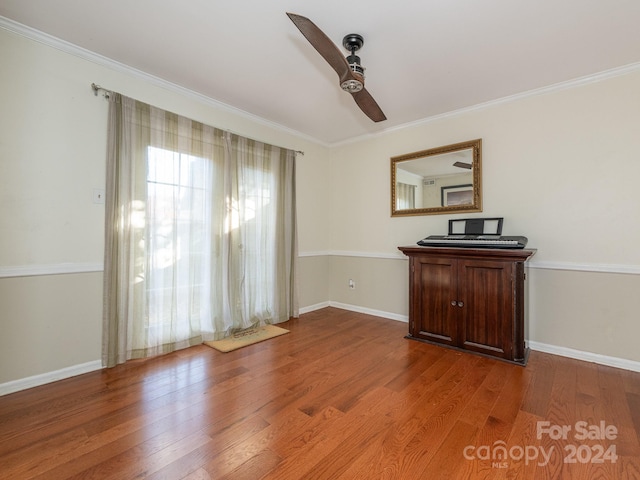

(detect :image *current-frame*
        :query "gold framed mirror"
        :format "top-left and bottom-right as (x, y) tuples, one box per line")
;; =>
(391, 139), (482, 216)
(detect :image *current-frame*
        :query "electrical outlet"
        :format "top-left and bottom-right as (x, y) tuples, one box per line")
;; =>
(349, 279), (355, 289)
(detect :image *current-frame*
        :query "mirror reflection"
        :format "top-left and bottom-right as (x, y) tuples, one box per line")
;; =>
(391, 139), (482, 216)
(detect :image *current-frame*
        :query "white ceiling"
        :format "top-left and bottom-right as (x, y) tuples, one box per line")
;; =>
(2, 0), (640, 145)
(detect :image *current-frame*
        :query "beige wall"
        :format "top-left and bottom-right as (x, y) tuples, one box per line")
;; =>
(328, 255), (408, 320)
(0, 273), (103, 382)
(527, 268), (640, 360)
(326, 68), (640, 365)
(0, 26), (330, 386)
(2, 22), (640, 390)
(298, 255), (331, 309)
(328, 72), (640, 260)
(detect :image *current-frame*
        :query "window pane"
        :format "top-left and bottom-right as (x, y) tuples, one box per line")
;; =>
(146, 146), (211, 330)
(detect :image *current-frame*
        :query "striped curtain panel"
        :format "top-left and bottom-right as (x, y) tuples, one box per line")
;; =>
(102, 93), (298, 367)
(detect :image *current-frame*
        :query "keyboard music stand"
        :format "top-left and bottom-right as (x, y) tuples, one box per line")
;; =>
(448, 218), (504, 236)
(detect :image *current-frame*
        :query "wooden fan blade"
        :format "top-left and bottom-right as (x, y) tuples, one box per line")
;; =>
(287, 12), (386, 123)
(352, 88), (387, 122)
(453, 161), (472, 169)
(286, 13), (355, 84)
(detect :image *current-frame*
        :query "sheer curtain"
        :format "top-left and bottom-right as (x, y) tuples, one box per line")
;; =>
(396, 182), (416, 209)
(102, 94), (298, 367)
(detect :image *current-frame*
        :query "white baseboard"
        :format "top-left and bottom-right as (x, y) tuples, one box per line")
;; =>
(299, 301), (408, 322)
(527, 341), (640, 372)
(0, 360), (103, 397)
(4, 313), (638, 397)
(298, 301), (330, 314)
(302, 303), (640, 373)
(327, 302), (408, 323)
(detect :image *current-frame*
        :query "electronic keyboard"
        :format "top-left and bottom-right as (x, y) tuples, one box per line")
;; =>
(417, 235), (528, 249)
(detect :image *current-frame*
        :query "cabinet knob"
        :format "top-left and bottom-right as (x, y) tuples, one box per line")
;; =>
(458, 301), (464, 307)
(451, 300), (457, 306)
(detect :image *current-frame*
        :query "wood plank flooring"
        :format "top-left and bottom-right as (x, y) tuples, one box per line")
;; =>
(1, 307), (640, 479)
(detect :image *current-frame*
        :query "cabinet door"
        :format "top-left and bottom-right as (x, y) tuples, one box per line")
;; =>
(411, 256), (457, 347)
(458, 259), (514, 359)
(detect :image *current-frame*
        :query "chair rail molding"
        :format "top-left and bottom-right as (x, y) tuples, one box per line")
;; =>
(298, 250), (640, 275)
(0, 262), (104, 278)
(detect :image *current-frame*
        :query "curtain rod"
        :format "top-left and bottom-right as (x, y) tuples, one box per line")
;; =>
(90, 83), (304, 156)
(91, 83), (111, 98)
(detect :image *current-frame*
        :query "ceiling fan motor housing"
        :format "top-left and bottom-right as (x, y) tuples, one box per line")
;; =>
(341, 33), (365, 92)
(346, 54), (365, 76)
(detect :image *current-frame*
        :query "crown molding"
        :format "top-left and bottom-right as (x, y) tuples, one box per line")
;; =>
(4, 15), (639, 150)
(0, 15), (327, 149)
(330, 61), (640, 148)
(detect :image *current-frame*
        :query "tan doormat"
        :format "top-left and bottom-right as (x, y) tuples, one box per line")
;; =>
(204, 324), (289, 353)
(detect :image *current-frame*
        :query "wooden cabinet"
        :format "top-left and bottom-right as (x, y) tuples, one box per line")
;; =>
(398, 246), (536, 365)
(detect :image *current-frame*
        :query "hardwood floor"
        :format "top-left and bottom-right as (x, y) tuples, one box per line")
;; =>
(1, 307), (640, 479)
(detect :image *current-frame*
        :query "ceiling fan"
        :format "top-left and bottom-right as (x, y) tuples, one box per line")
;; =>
(286, 12), (386, 123)
(453, 161), (472, 169)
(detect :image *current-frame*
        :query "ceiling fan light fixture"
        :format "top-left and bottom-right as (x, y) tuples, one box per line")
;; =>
(341, 78), (364, 93)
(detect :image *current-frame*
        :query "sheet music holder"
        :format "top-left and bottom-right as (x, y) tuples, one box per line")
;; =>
(448, 217), (503, 235)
